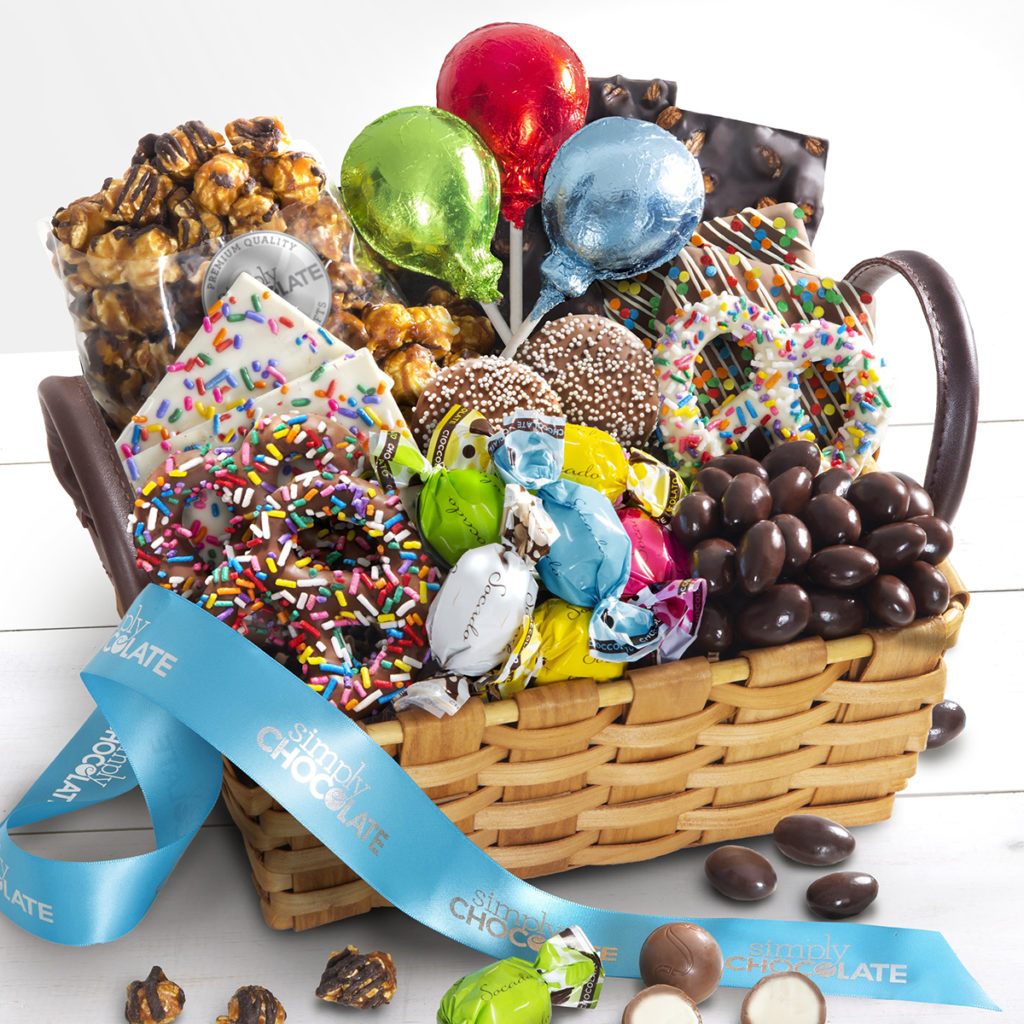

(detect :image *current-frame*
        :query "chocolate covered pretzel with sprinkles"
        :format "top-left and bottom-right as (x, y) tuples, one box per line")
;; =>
(133, 413), (439, 718)
(205, 467), (439, 718)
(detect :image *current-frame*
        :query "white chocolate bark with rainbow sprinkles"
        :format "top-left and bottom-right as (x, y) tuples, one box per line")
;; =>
(116, 272), (404, 478)
(123, 349), (405, 483)
(653, 294), (890, 475)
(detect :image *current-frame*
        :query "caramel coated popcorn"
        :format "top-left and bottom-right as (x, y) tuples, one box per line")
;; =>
(142, 120), (225, 180)
(216, 985), (286, 1024)
(315, 946), (398, 1009)
(225, 116), (287, 158)
(103, 164), (175, 227)
(381, 343), (439, 405)
(359, 299), (495, 405)
(48, 115), (395, 429)
(124, 965), (185, 1024)
(261, 150), (326, 206)
(193, 152), (254, 216)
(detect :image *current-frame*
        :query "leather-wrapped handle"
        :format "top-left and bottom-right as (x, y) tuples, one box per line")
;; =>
(38, 375), (148, 611)
(845, 250), (978, 522)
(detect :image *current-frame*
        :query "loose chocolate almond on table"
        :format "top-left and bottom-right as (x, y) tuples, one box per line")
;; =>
(927, 699), (966, 749)
(704, 845), (777, 900)
(773, 814), (855, 865)
(806, 870), (878, 919)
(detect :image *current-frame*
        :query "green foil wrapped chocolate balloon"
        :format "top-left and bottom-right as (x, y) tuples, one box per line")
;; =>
(340, 105), (503, 302)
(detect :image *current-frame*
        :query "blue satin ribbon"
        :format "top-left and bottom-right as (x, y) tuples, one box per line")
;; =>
(0, 586), (998, 1010)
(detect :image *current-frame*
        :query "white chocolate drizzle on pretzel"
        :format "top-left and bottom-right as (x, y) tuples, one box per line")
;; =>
(653, 295), (890, 476)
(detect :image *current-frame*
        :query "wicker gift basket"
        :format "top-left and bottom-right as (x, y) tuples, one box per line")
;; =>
(38, 249), (977, 933)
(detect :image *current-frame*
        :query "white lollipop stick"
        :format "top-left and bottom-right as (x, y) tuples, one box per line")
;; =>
(480, 302), (512, 346)
(501, 307), (542, 359)
(509, 223), (524, 332)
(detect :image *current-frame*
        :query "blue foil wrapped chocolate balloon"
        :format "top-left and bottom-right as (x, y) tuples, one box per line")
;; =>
(502, 117), (704, 356)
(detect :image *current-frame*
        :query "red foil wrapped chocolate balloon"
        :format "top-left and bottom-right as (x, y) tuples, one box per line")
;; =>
(436, 22), (588, 228)
(618, 507), (691, 597)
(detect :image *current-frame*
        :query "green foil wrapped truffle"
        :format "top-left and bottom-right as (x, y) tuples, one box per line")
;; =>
(437, 926), (603, 1024)
(418, 468), (506, 567)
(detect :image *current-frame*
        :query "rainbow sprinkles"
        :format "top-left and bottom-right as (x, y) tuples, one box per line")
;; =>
(653, 294), (890, 476)
(115, 272), (407, 481)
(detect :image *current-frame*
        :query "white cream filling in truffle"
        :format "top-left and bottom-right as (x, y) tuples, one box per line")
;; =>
(740, 973), (825, 1024)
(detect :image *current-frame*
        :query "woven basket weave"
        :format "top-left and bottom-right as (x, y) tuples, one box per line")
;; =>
(38, 249), (979, 934)
(221, 563), (966, 931)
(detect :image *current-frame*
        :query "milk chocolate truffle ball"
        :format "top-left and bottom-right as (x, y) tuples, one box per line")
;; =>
(638, 922), (723, 1004)
(517, 314), (659, 447)
(411, 355), (562, 446)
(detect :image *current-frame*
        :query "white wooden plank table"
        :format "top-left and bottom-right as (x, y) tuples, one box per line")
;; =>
(0, 343), (1020, 1022)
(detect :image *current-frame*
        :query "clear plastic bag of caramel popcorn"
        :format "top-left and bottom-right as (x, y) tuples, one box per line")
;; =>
(46, 116), (399, 431)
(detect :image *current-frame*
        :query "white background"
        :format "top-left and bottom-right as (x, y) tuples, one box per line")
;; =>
(2, 2), (1022, 1022)
(6, 0), (1021, 423)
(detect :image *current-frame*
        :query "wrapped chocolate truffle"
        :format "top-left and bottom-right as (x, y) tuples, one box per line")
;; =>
(561, 423), (684, 523)
(394, 485), (557, 716)
(533, 599), (624, 684)
(437, 926), (604, 1024)
(371, 427), (505, 568)
(487, 412), (663, 662)
(426, 485), (555, 678)
(617, 508), (690, 596)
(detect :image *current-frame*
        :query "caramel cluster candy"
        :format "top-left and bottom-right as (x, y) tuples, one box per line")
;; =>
(216, 985), (286, 1024)
(124, 966), (185, 1024)
(49, 115), (393, 430)
(315, 946), (398, 1008)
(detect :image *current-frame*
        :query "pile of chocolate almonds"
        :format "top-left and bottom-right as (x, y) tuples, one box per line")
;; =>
(669, 440), (953, 652)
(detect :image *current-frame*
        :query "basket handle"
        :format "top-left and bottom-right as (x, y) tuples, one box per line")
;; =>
(845, 250), (978, 522)
(37, 375), (148, 610)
